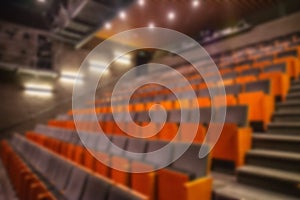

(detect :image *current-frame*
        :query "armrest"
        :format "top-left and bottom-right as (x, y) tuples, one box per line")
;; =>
(236, 127), (252, 167)
(184, 176), (212, 200)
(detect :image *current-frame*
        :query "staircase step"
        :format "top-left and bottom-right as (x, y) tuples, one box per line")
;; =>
(268, 122), (300, 135)
(237, 166), (300, 197)
(214, 182), (299, 200)
(246, 149), (300, 173)
(286, 92), (300, 100)
(291, 80), (300, 86)
(289, 85), (300, 93)
(273, 111), (300, 122)
(252, 134), (300, 153)
(276, 101), (300, 111)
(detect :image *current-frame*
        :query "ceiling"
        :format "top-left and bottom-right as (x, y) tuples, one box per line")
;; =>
(94, 0), (277, 44)
(1, 0), (300, 49)
(85, 0), (300, 48)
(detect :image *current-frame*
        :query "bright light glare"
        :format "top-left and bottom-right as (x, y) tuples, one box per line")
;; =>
(168, 11), (175, 20)
(105, 22), (111, 30)
(148, 22), (155, 29)
(138, 0), (145, 6)
(60, 71), (83, 84)
(24, 83), (53, 97)
(192, 0), (200, 7)
(116, 56), (131, 65)
(25, 90), (52, 97)
(119, 11), (126, 20)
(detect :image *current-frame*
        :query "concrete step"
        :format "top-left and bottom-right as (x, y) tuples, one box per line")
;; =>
(276, 101), (300, 112)
(252, 134), (300, 153)
(286, 92), (300, 100)
(214, 182), (299, 200)
(291, 80), (300, 86)
(237, 166), (300, 197)
(268, 122), (300, 135)
(289, 85), (300, 93)
(246, 149), (300, 173)
(273, 111), (300, 123)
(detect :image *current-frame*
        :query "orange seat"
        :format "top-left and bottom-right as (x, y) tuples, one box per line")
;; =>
(158, 122), (179, 141)
(179, 123), (206, 143)
(236, 75), (257, 85)
(212, 123), (252, 167)
(273, 58), (300, 79)
(259, 72), (290, 100)
(238, 91), (274, 130)
(174, 98), (192, 109)
(192, 97), (211, 108)
(212, 95), (237, 107)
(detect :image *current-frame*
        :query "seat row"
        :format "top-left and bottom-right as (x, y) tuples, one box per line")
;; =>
(26, 130), (212, 200)
(7, 134), (147, 200)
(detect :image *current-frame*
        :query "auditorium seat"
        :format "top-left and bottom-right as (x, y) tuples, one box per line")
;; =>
(81, 174), (111, 200)
(157, 143), (212, 200)
(64, 166), (88, 200)
(212, 105), (252, 167)
(107, 184), (147, 200)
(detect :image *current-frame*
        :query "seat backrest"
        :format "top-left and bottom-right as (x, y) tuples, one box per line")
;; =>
(109, 136), (128, 156)
(85, 133), (101, 150)
(136, 111), (150, 122)
(107, 185), (144, 200)
(224, 105), (248, 127)
(168, 109), (189, 123)
(197, 88), (210, 97)
(102, 114), (113, 121)
(144, 140), (173, 168)
(52, 157), (73, 190)
(113, 112), (126, 122)
(154, 95), (166, 102)
(222, 71), (237, 80)
(189, 107), (211, 124)
(256, 55), (274, 62)
(81, 174), (111, 200)
(95, 134), (111, 152)
(277, 49), (298, 58)
(171, 143), (210, 179)
(245, 79), (270, 94)
(240, 68), (260, 77)
(263, 63), (286, 73)
(125, 138), (147, 161)
(64, 166), (88, 200)
(225, 84), (242, 96)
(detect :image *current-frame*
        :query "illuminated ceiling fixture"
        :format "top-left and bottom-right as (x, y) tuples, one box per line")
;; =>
(104, 22), (111, 30)
(24, 83), (53, 97)
(119, 11), (126, 20)
(148, 22), (155, 29)
(114, 52), (131, 65)
(37, 0), (46, 3)
(138, 0), (145, 6)
(89, 60), (109, 73)
(60, 71), (83, 84)
(167, 11), (175, 21)
(116, 56), (131, 65)
(192, 0), (200, 8)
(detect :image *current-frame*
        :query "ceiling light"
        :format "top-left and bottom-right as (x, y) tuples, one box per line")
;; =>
(119, 11), (126, 20)
(104, 22), (111, 30)
(192, 0), (200, 7)
(138, 0), (145, 6)
(37, 0), (46, 3)
(24, 83), (53, 97)
(167, 11), (175, 21)
(60, 71), (83, 84)
(148, 22), (155, 29)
